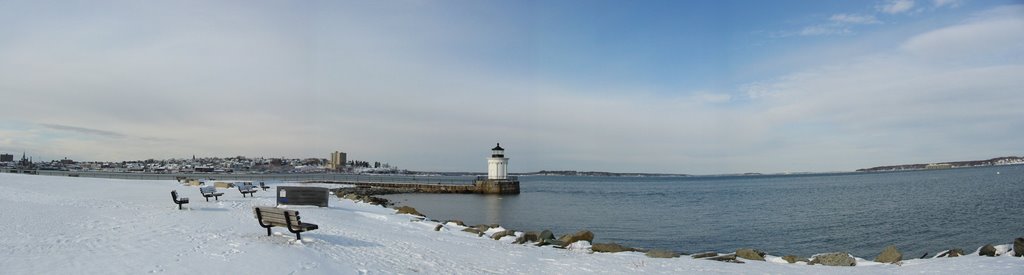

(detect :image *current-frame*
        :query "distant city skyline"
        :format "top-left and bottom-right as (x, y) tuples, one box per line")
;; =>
(1, 1), (1022, 174)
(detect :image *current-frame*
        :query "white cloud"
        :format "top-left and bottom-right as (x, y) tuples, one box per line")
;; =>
(792, 14), (880, 37)
(830, 14), (882, 24)
(691, 92), (733, 104)
(932, 0), (961, 8)
(742, 7), (1024, 170)
(799, 25), (851, 36)
(901, 13), (1024, 60)
(879, 0), (916, 14)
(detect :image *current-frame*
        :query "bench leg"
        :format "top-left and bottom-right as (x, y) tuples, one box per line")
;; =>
(177, 203), (182, 210)
(205, 197), (210, 202)
(267, 228), (272, 236)
(296, 232), (301, 240)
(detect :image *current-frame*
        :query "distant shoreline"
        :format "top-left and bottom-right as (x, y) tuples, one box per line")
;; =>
(855, 156), (1024, 172)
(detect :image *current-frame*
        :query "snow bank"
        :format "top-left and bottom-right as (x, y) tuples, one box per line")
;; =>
(0, 173), (1022, 274)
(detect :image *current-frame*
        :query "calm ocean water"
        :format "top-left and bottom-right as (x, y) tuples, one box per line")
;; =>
(383, 164), (1024, 258)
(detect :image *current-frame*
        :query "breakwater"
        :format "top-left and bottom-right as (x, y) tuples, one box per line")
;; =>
(312, 177), (520, 195)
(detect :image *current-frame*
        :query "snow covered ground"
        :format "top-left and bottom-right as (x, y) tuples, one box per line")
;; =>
(1, 173), (1022, 274)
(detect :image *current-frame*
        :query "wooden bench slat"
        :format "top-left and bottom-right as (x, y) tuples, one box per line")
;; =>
(259, 216), (298, 225)
(254, 207), (303, 226)
(260, 217), (293, 226)
(255, 207), (295, 215)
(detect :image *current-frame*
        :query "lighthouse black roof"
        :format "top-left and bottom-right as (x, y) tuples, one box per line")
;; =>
(492, 143), (504, 151)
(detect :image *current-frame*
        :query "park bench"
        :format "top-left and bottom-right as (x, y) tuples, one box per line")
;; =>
(259, 182), (269, 191)
(253, 207), (319, 239)
(171, 190), (189, 210)
(238, 184), (257, 197)
(199, 186), (224, 201)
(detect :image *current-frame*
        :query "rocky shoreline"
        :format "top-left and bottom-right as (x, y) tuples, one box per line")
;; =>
(333, 187), (399, 206)
(332, 189), (1024, 266)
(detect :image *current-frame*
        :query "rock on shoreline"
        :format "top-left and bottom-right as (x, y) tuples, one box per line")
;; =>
(557, 231), (594, 247)
(735, 248), (765, 261)
(592, 243), (638, 253)
(645, 249), (680, 258)
(874, 245), (902, 264)
(395, 206), (425, 217)
(810, 252), (856, 266)
(335, 190), (393, 206)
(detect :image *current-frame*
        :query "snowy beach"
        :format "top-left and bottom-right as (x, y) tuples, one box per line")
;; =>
(1, 173), (1022, 274)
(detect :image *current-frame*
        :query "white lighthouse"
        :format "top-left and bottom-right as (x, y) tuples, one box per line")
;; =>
(475, 143), (520, 194)
(487, 143), (508, 180)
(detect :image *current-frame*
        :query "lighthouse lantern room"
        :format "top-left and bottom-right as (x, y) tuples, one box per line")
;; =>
(487, 143), (508, 180)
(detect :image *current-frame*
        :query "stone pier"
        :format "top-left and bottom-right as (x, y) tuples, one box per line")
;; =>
(316, 178), (520, 195)
(472, 179), (520, 194)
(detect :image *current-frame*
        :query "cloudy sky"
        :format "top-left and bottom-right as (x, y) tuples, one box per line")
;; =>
(0, 0), (1022, 174)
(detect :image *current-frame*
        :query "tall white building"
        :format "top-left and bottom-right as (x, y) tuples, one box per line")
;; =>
(487, 143), (508, 180)
(329, 151), (347, 171)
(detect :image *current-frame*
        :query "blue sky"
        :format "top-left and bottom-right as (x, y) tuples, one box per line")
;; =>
(0, 0), (1022, 174)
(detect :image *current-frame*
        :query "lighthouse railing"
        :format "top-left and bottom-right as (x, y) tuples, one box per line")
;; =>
(475, 176), (518, 181)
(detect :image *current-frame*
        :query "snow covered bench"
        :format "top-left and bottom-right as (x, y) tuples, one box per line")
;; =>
(238, 185), (257, 197)
(199, 186), (224, 201)
(254, 207), (319, 240)
(171, 190), (189, 210)
(259, 182), (269, 191)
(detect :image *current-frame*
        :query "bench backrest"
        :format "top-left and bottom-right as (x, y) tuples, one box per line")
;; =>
(171, 190), (181, 201)
(239, 185), (254, 192)
(200, 186), (217, 194)
(254, 207), (302, 227)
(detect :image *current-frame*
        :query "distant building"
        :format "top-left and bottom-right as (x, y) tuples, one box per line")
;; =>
(194, 167), (215, 173)
(17, 152), (32, 168)
(925, 163), (953, 169)
(302, 158), (323, 166)
(0, 153), (12, 162)
(328, 151), (347, 171)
